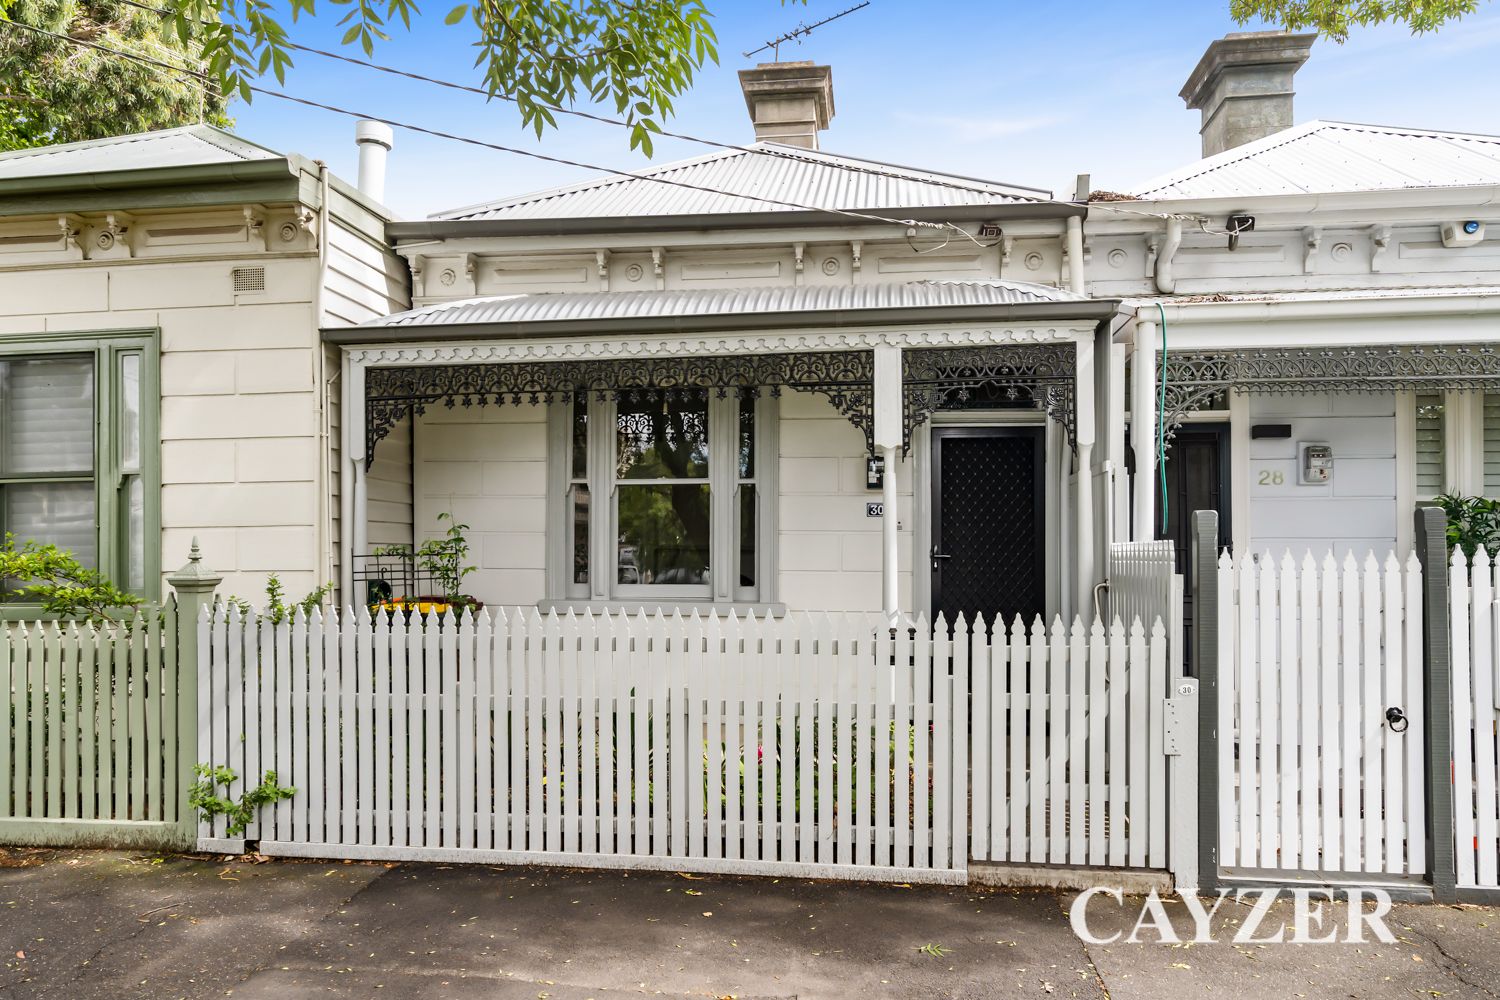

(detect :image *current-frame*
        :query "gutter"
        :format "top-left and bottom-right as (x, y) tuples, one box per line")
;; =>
(389, 201), (1085, 241)
(1136, 291), (1500, 326)
(322, 298), (1121, 345)
(0, 158), (298, 198)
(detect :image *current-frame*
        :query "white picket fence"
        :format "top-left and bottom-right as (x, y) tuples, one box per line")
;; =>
(1217, 550), (1427, 880)
(197, 606), (969, 883)
(968, 615), (1191, 875)
(1451, 547), (1500, 892)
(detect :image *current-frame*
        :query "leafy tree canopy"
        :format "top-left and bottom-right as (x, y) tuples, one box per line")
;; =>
(0, 0), (1486, 156)
(1232, 0), (1484, 41)
(0, 0), (230, 151)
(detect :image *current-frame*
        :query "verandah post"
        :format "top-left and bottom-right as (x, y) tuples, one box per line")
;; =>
(1415, 505), (1457, 902)
(1190, 509), (1220, 892)
(165, 539), (222, 846)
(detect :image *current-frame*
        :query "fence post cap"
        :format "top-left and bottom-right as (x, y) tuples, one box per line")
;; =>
(165, 537), (223, 593)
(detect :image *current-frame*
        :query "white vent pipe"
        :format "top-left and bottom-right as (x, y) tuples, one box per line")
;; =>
(355, 120), (394, 202)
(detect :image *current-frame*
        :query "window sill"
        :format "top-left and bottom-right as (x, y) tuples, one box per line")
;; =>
(536, 599), (787, 618)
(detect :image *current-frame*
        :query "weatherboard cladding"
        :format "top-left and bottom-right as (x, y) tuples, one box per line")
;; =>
(359, 280), (1087, 329)
(1132, 120), (1500, 201)
(0, 125), (280, 180)
(433, 144), (1047, 221)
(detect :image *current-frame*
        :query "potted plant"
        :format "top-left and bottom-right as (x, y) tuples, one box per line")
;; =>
(373, 512), (481, 617)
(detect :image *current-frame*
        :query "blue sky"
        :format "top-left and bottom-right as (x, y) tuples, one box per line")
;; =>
(228, 0), (1500, 219)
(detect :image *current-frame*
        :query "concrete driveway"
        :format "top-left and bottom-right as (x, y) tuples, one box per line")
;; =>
(0, 848), (1495, 999)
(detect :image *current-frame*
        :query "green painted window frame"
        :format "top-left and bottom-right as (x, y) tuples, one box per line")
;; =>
(1, 328), (161, 618)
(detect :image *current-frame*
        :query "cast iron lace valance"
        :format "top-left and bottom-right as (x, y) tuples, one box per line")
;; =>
(1157, 344), (1500, 445)
(362, 344), (1080, 467)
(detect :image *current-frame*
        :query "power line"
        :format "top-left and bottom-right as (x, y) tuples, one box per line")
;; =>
(115, 0), (1057, 208)
(110, 0), (1193, 227)
(0, 16), (955, 232)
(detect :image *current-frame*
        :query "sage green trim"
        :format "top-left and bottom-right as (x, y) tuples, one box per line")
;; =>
(0, 327), (162, 616)
(0, 161), (305, 219)
(0, 817), (193, 850)
(0, 158), (296, 197)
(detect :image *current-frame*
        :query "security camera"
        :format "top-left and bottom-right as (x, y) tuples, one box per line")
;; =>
(1441, 220), (1485, 248)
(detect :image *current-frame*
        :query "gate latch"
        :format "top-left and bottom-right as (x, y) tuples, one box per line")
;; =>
(1385, 706), (1409, 733)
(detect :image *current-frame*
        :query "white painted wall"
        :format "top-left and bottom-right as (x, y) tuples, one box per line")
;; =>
(777, 391), (911, 614)
(413, 403), (547, 606)
(1244, 392), (1398, 560)
(405, 391), (909, 613)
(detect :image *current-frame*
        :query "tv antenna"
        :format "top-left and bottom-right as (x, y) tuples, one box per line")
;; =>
(743, 1), (871, 61)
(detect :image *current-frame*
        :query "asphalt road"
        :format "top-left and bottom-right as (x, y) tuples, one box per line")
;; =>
(1, 848), (1495, 999)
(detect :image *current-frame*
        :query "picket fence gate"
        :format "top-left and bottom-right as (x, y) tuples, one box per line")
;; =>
(1217, 550), (1427, 881)
(197, 606), (969, 883)
(1451, 547), (1500, 892)
(0, 602), (193, 848)
(968, 614), (1191, 874)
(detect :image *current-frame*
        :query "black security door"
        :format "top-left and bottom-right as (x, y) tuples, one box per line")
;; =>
(1151, 424), (1230, 671)
(931, 427), (1046, 627)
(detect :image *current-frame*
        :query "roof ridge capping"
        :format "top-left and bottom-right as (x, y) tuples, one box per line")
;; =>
(429, 142), (1053, 222)
(1127, 117), (1500, 201)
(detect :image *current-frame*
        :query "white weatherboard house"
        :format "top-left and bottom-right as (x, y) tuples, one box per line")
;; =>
(333, 62), (1119, 625)
(0, 124), (408, 611)
(1092, 32), (1500, 569)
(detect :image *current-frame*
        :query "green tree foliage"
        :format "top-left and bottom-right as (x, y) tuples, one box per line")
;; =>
(163, 0), (732, 155)
(0, 532), (144, 621)
(1233, 0), (1484, 41)
(0, 0), (231, 151)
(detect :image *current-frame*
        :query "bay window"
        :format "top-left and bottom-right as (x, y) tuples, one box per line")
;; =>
(1, 332), (159, 607)
(550, 387), (775, 608)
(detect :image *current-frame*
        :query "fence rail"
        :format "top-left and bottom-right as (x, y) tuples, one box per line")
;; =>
(0, 603), (191, 848)
(198, 607), (970, 882)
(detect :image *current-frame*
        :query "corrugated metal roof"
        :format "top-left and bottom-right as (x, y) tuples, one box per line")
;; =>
(433, 143), (1050, 221)
(360, 280), (1087, 329)
(0, 125), (280, 180)
(1131, 120), (1500, 200)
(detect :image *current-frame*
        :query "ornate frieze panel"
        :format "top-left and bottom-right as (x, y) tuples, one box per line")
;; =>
(364, 351), (874, 465)
(902, 343), (1077, 451)
(1157, 343), (1500, 442)
(362, 342), (1083, 465)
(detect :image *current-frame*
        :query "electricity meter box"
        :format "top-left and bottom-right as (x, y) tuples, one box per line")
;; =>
(1298, 442), (1333, 485)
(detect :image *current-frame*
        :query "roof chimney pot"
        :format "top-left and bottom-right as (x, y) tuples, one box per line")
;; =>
(1181, 31), (1316, 158)
(737, 61), (834, 149)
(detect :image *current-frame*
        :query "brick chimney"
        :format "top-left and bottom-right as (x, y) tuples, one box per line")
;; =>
(737, 61), (834, 149)
(1181, 32), (1316, 158)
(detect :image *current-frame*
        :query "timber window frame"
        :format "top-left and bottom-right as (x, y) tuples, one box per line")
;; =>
(545, 391), (778, 610)
(0, 329), (161, 615)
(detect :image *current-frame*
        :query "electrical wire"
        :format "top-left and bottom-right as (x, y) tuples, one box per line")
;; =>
(109, 0), (1204, 229)
(0, 17), (958, 232)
